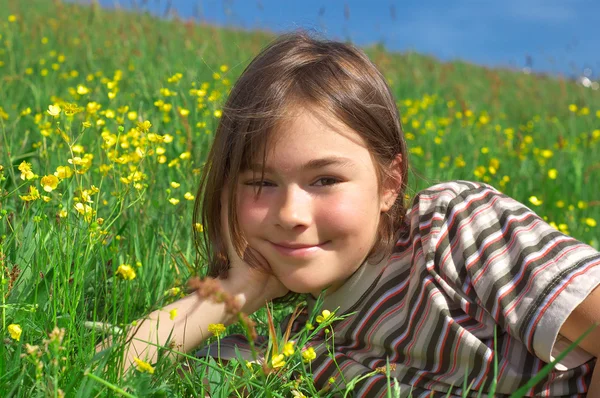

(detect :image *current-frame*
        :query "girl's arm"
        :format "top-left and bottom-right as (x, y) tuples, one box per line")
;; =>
(117, 277), (262, 372)
(559, 283), (600, 394)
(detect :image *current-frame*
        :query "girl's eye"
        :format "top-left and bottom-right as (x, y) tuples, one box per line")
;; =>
(244, 180), (275, 187)
(313, 177), (341, 187)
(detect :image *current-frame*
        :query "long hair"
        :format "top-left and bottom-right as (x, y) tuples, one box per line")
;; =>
(192, 30), (408, 301)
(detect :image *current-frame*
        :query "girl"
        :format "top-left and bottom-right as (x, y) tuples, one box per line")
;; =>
(118, 32), (600, 396)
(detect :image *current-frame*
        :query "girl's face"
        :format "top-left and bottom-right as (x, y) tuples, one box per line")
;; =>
(235, 107), (398, 297)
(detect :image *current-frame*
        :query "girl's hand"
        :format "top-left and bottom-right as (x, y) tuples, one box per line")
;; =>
(219, 190), (289, 314)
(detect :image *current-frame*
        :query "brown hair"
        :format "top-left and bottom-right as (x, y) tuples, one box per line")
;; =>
(192, 30), (408, 294)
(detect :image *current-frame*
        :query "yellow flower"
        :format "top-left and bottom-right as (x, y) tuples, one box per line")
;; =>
(169, 309), (178, 320)
(40, 175), (59, 192)
(282, 341), (295, 357)
(547, 169), (558, 180)
(76, 85), (90, 95)
(8, 324), (22, 341)
(194, 223), (204, 233)
(540, 149), (553, 159)
(556, 200), (565, 208)
(133, 357), (155, 374)
(302, 347), (316, 363)
(47, 104), (61, 117)
(316, 310), (333, 324)
(164, 287), (181, 297)
(208, 323), (226, 337)
(58, 209), (68, 218)
(213, 110), (222, 118)
(74, 203), (94, 221)
(568, 104), (578, 113)
(20, 186), (40, 202)
(54, 166), (73, 179)
(291, 390), (307, 398)
(168, 198), (180, 205)
(528, 196), (543, 206)
(170, 181), (180, 188)
(18, 161), (36, 180)
(116, 264), (136, 280)
(184, 192), (195, 201)
(136, 120), (152, 133)
(271, 353), (285, 369)
(8, 15), (17, 22)
(585, 218), (597, 228)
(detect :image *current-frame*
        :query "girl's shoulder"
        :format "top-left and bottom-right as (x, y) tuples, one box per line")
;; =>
(407, 179), (503, 213)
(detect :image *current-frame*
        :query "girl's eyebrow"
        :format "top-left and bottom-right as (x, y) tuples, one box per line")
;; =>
(246, 156), (356, 173)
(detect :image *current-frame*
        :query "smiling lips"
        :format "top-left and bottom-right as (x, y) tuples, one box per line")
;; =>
(270, 241), (328, 258)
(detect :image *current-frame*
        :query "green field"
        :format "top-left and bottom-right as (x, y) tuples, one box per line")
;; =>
(0, 0), (599, 396)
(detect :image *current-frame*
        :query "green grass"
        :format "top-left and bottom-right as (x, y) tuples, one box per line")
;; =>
(0, 0), (599, 396)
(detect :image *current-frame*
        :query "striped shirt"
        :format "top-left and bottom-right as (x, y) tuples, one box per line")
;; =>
(197, 181), (600, 397)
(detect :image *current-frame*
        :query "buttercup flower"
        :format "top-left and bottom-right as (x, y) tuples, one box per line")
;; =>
(528, 196), (543, 206)
(8, 324), (22, 341)
(316, 310), (333, 324)
(18, 161), (36, 180)
(282, 341), (295, 357)
(40, 175), (59, 192)
(116, 264), (136, 280)
(47, 104), (61, 117)
(271, 353), (285, 369)
(169, 309), (178, 320)
(133, 357), (155, 374)
(302, 347), (316, 363)
(208, 323), (226, 337)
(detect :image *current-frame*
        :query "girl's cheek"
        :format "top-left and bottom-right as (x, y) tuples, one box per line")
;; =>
(237, 192), (271, 228)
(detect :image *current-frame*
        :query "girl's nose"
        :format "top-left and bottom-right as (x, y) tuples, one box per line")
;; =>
(275, 185), (312, 230)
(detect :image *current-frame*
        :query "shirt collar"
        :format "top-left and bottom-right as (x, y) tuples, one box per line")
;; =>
(306, 255), (389, 317)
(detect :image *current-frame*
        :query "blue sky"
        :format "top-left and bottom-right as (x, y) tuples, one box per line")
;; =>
(92, 0), (599, 78)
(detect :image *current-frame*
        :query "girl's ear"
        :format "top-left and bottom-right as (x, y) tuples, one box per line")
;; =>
(380, 154), (403, 213)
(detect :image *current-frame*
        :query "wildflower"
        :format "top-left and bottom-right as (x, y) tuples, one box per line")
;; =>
(20, 186), (40, 202)
(271, 353), (285, 369)
(76, 85), (90, 95)
(214, 110), (222, 118)
(305, 322), (314, 331)
(208, 323), (226, 337)
(74, 203), (94, 221)
(548, 169), (558, 180)
(578, 201), (588, 210)
(194, 223), (204, 233)
(58, 209), (67, 218)
(47, 104), (61, 117)
(54, 166), (73, 179)
(316, 310), (333, 324)
(63, 103), (83, 116)
(8, 324), (22, 341)
(282, 341), (295, 357)
(18, 161), (36, 180)
(169, 309), (178, 320)
(136, 120), (152, 133)
(164, 287), (181, 297)
(116, 264), (136, 280)
(40, 175), (59, 192)
(302, 347), (316, 363)
(585, 218), (597, 228)
(133, 357), (155, 374)
(568, 104), (578, 113)
(528, 196), (543, 206)
(184, 192), (195, 201)
(170, 181), (180, 188)
(291, 390), (307, 398)
(168, 198), (180, 205)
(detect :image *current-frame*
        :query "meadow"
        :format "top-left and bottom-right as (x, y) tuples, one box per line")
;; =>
(0, 0), (599, 396)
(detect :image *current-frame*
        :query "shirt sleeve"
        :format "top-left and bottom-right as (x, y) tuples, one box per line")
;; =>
(414, 181), (600, 370)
